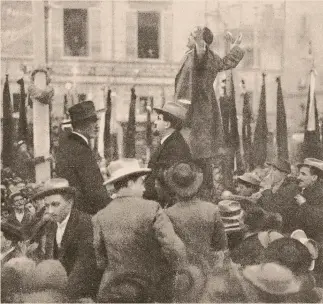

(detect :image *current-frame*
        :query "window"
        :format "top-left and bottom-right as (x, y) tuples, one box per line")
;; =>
(64, 9), (89, 57)
(78, 93), (87, 102)
(138, 96), (154, 114)
(138, 12), (160, 59)
(241, 47), (254, 68)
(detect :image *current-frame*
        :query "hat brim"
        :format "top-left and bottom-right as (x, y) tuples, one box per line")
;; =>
(296, 163), (323, 172)
(266, 162), (290, 174)
(9, 191), (24, 201)
(236, 176), (260, 187)
(164, 170), (203, 198)
(71, 114), (98, 123)
(103, 169), (151, 185)
(243, 264), (302, 295)
(32, 186), (76, 200)
(153, 107), (184, 122)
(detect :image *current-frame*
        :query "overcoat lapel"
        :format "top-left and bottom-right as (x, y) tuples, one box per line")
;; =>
(59, 209), (78, 260)
(69, 133), (90, 149)
(149, 131), (178, 167)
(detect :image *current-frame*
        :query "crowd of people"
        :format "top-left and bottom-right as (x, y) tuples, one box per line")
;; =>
(1, 26), (323, 303)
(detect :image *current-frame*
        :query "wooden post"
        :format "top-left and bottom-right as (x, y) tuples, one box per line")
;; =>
(32, 0), (51, 182)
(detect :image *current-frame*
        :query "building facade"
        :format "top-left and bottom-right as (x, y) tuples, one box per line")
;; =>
(1, 0), (322, 159)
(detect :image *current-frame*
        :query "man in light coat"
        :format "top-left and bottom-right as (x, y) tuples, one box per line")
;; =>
(93, 159), (187, 303)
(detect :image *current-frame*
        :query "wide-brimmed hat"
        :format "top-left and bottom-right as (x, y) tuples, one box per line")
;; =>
(243, 262), (303, 295)
(297, 158), (323, 172)
(236, 173), (261, 187)
(266, 158), (291, 174)
(9, 191), (25, 202)
(218, 200), (244, 233)
(291, 229), (319, 271)
(264, 237), (313, 274)
(32, 178), (76, 200)
(153, 102), (187, 121)
(68, 100), (98, 123)
(104, 159), (151, 185)
(164, 162), (203, 198)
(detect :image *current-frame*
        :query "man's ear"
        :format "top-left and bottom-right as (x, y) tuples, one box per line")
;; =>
(164, 121), (171, 129)
(312, 174), (318, 183)
(127, 179), (135, 188)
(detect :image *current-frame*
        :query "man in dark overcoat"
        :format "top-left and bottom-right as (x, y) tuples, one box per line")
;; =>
(144, 102), (192, 206)
(257, 158), (299, 233)
(55, 100), (109, 215)
(174, 26), (244, 193)
(33, 178), (102, 301)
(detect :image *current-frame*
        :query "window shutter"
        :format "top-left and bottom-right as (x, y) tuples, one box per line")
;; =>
(126, 11), (138, 60)
(89, 8), (101, 59)
(51, 7), (63, 59)
(163, 11), (173, 62)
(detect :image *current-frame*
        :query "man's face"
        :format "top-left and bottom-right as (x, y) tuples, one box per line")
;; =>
(236, 182), (254, 197)
(153, 113), (169, 137)
(13, 196), (25, 212)
(187, 27), (198, 49)
(25, 202), (36, 215)
(128, 176), (145, 198)
(44, 194), (72, 223)
(19, 143), (28, 153)
(83, 119), (99, 139)
(298, 166), (317, 189)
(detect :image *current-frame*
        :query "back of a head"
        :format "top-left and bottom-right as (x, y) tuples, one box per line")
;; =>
(244, 207), (267, 232)
(4, 257), (36, 290)
(264, 238), (312, 274)
(33, 260), (68, 292)
(203, 27), (214, 45)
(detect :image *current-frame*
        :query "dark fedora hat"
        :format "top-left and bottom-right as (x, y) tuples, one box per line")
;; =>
(68, 100), (98, 123)
(164, 162), (203, 198)
(267, 158), (291, 174)
(32, 178), (76, 200)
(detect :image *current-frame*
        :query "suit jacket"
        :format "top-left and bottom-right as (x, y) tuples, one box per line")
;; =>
(6, 211), (32, 229)
(44, 208), (102, 300)
(144, 130), (192, 202)
(257, 177), (300, 234)
(166, 199), (227, 270)
(92, 195), (187, 302)
(299, 180), (323, 243)
(174, 46), (244, 159)
(56, 132), (109, 215)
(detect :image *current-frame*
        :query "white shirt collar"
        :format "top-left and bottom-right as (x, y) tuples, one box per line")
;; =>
(72, 131), (89, 145)
(57, 212), (71, 229)
(15, 212), (24, 223)
(160, 133), (172, 145)
(56, 212), (71, 247)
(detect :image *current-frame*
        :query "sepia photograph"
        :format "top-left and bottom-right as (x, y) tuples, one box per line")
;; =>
(1, 0), (323, 302)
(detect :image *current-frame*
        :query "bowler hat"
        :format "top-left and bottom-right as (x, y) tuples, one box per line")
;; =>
(267, 158), (291, 174)
(291, 229), (319, 271)
(32, 178), (75, 200)
(104, 158), (151, 185)
(297, 158), (323, 172)
(236, 173), (261, 187)
(218, 200), (244, 233)
(68, 100), (98, 123)
(153, 102), (187, 122)
(164, 162), (203, 198)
